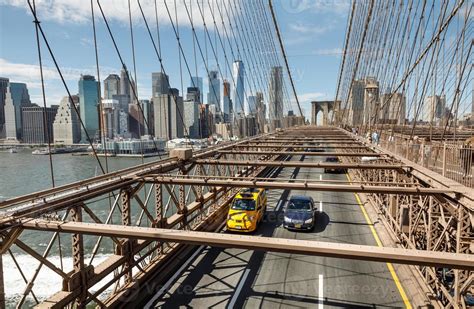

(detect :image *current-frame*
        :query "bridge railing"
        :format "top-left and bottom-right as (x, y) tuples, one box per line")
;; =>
(377, 133), (473, 188)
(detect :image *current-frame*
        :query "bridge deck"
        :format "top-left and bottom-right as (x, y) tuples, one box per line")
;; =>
(144, 153), (409, 308)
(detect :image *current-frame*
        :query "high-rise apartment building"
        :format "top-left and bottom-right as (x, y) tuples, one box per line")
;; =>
(2, 82), (31, 140)
(379, 93), (407, 125)
(53, 95), (81, 144)
(190, 76), (203, 103)
(78, 75), (99, 142)
(255, 91), (265, 133)
(222, 79), (232, 123)
(269, 66), (283, 129)
(421, 95), (446, 125)
(0, 77), (9, 138)
(152, 72), (170, 97)
(183, 99), (199, 138)
(232, 61), (245, 116)
(207, 71), (220, 107)
(104, 74), (120, 100)
(22, 104), (58, 144)
(153, 88), (184, 140)
(247, 95), (257, 115)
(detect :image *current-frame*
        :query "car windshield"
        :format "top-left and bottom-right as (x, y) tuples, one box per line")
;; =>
(231, 199), (256, 211)
(326, 157), (339, 162)
(288, 200), (312, 211)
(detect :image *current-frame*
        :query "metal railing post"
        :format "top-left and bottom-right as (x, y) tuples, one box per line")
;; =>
(442, 143), (447, 176)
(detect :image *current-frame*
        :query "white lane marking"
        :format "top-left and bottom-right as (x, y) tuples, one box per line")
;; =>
(318, 274), (324, 309)
(319, 201), (323, 213)
(275, 199), (284, 212)
(227, 268), (250, 309)
(319, 174), (322, 181)
(144, 245), (205, 309)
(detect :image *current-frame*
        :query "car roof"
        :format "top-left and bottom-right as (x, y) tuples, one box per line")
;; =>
(289, 195), (313, 201)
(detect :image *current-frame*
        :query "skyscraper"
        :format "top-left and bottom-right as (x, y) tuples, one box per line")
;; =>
(255, 91), (265, 133)
(152, 88), (184, 140)
(53, 95), (81, 144)
(247, 95), (257, 115)
(187, 87), (200, 103)
(169, 88), (184, 139)
(421, 95), (445, 125)
(0, 77), (9, 138)
(183, 99), (199, 138)
(207, 71), (220, 107)
(21, 104), (58, 144)
(152, 72), (170, 97)
(104, 74), (120, 100)
(4, 82), (31, 140)
(190, 76), (203, 103)
(269, 66), (283, 129)
(232, 60), (245, 116)
(120, 65), (131, 97)
(78, 75), (99, 142)
(222, 79), (231, 123)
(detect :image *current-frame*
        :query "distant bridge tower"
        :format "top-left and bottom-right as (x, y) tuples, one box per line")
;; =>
(311, 101), (340, 126)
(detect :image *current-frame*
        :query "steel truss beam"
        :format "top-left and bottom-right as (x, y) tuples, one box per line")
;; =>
(194, 159), (407, 170)
(230, 145), (370, 149)
(134, 175), (452, 195)
(19, 220), (473, 270)
(218, 150), (383, 156)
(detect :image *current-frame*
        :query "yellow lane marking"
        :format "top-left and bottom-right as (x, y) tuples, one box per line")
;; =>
(346, 173), (412, 309)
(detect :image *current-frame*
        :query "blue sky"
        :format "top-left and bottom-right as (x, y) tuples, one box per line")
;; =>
(0, 0), (349, 119)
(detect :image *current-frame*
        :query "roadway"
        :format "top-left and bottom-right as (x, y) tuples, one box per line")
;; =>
(144, 153), (407, 308)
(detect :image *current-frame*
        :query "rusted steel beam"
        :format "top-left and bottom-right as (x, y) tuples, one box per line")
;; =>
(19, 220), (474, 270)
(135, 176), (452, 195)
(230, 145), (370, 149)
(240, 140), (362, 144)
(194, 160), (405, 170)
(218, 150), (382, 157)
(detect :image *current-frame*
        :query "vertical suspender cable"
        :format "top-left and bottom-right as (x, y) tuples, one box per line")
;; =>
(32, 0), (55, 188)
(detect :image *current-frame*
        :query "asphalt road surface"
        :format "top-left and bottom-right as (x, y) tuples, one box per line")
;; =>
(144, 154), (407, 308)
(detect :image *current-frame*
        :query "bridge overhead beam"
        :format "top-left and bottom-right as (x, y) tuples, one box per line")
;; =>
(19, 220), (474, 270)
(194, 159), (407, 170)
(134, 176), (452, 195)
(229, 145), (370, 149)
(218, 150), (383, 157)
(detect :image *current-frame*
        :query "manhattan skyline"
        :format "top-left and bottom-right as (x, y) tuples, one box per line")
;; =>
(0, 1), (349, 120)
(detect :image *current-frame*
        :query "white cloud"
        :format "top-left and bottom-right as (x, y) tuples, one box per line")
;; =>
(0, 0), (238, 29)
(289, 22), (332, 35)
(279, 0), (350, 16)
(297, 92), (329, 103)
(0, 58), (118, 84)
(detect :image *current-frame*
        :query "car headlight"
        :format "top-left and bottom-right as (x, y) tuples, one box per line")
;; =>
(248, 215), (255, 221)
(284, 217), (291, 223)
(304, 218), (313, 224)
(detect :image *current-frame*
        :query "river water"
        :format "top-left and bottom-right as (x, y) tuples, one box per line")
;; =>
(0, 149), (162, 306)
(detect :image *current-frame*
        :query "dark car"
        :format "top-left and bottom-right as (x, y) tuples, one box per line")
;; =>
(324, 156), (347, 173)
(283, 195), (316, 231)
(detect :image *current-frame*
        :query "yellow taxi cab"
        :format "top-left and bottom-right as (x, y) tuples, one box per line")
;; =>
(226, 188), (267, 232)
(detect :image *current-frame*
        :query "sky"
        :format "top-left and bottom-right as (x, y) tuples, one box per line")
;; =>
(0, 0), (350, 120)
